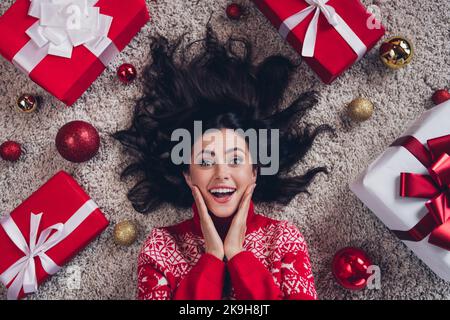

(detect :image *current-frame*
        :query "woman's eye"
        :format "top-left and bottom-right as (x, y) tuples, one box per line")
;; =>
(229, 156), (244, 165)
(200, 159), (215, 167)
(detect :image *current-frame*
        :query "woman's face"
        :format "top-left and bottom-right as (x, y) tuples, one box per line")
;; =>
(183, 128), (257, 218)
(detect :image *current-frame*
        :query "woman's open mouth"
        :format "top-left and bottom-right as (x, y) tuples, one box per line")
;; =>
(208, 187), (237, 204)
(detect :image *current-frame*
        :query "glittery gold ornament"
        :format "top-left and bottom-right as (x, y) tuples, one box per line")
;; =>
(379, 36), (413, 69)
(347, 98), (374, 121)
(113, 220), (138, 246)
(17, 94), (39, 113)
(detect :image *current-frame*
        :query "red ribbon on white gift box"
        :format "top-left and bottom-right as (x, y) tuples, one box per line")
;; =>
(12, 0), (120, 74)
(278, 0), (367, 59)
(390, 135), (450, 250)
(0, 199), (99, 300)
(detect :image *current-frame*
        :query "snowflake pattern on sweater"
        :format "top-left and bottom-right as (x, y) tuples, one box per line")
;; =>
(137, 202), (317, 300)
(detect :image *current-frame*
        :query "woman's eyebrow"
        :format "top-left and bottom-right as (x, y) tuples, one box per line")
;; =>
(196, 149), (215, 157)
(195, 147), (244, 157)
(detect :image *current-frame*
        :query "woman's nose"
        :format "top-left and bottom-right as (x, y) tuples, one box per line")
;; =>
(214, 163), (231, 180)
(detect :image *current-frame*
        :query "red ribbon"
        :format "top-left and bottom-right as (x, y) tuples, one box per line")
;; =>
(390, 134), (450, 250)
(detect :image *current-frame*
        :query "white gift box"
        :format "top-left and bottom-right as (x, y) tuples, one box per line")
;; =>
(350, 100), (450, 281)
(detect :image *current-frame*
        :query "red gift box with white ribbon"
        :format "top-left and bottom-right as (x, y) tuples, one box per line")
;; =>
(252, 0), (385, 84)
(0, 0), (150, 106)
(0, 171), (109, 299)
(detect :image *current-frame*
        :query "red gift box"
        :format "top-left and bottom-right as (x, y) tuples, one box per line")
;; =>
(252, 0), (385, 84)
(0, 171), (109, 299)
(0, 0), (150, 106)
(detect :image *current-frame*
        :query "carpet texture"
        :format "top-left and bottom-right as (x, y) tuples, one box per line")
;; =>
(1, 0), (449, 300)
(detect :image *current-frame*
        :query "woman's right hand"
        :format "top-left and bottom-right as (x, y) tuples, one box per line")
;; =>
(191, 186), (224, 260)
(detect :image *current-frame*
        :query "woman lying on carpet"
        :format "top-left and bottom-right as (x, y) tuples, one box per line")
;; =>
(114, 26), (331, 300)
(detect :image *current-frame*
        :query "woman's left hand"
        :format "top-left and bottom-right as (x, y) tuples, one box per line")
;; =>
(224, 183), (256, 261)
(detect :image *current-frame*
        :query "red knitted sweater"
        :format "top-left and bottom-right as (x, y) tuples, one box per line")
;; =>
(137, 201), (317, 300)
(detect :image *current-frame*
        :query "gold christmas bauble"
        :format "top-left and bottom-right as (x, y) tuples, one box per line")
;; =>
(379, 36), (413, 69)
(347, 98), (374, 121)
(17, 94), (39, 113)
(113, 220), (138, 246)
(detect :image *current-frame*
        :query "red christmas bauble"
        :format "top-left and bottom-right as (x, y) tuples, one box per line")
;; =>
(55, 120), (100, 163)
(117, 63), (137, 83)
(0, 141), (22, 162)
(226, 3), (243, 20)
(332, 247), (372, 290)
(432, 89), (450, 105)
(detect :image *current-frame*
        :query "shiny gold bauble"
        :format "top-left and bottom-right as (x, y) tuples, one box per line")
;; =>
(347, 98), (374, 121)
(379, 36), (413, 69)
(113, 220), (138, 246)
(17, 94), (39, 113)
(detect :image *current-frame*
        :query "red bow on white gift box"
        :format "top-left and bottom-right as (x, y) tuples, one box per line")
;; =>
(391, 134), (450, 251)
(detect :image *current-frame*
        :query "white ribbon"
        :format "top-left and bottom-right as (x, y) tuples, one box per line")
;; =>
(278, 0), (367, 59)
(12, 0), (119, 74)
(0, 199), (98, 300)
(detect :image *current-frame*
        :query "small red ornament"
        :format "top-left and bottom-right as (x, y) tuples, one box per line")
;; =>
(226, 3), (243, 20)
(332, 247), (373, 290)
(117, 63), (137, 83)
(55, 120), (100, 163)
(432, 89), (450, 105)
(0, 141), (22, 162)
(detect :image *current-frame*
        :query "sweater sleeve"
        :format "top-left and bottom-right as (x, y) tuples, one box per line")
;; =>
(137, 227), (226, 300)
(227, 222), (317, 300)
(277, 223), (317, 300)
(137, 263), (172, 300)
(137, 229), (174, 300)
(173, 253), (225, 300)
(227, 250), (283, 300)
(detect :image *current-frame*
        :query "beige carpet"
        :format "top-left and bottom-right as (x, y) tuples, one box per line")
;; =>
(0, 0), (449, 300)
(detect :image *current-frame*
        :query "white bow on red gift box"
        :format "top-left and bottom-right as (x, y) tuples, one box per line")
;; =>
(278, 0), (367, 59)
(0, 199), (99, 300)
(13, 0), (119, 74)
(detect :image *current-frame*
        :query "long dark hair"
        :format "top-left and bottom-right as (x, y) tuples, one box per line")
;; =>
(113, 26), (332, 214)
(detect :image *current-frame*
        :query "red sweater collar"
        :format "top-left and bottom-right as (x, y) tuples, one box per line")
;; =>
(192, 201), (256, 240)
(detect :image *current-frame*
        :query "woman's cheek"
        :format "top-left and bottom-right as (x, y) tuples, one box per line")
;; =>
(233, 165), (256, 185)
(190, 166), (212, 189)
